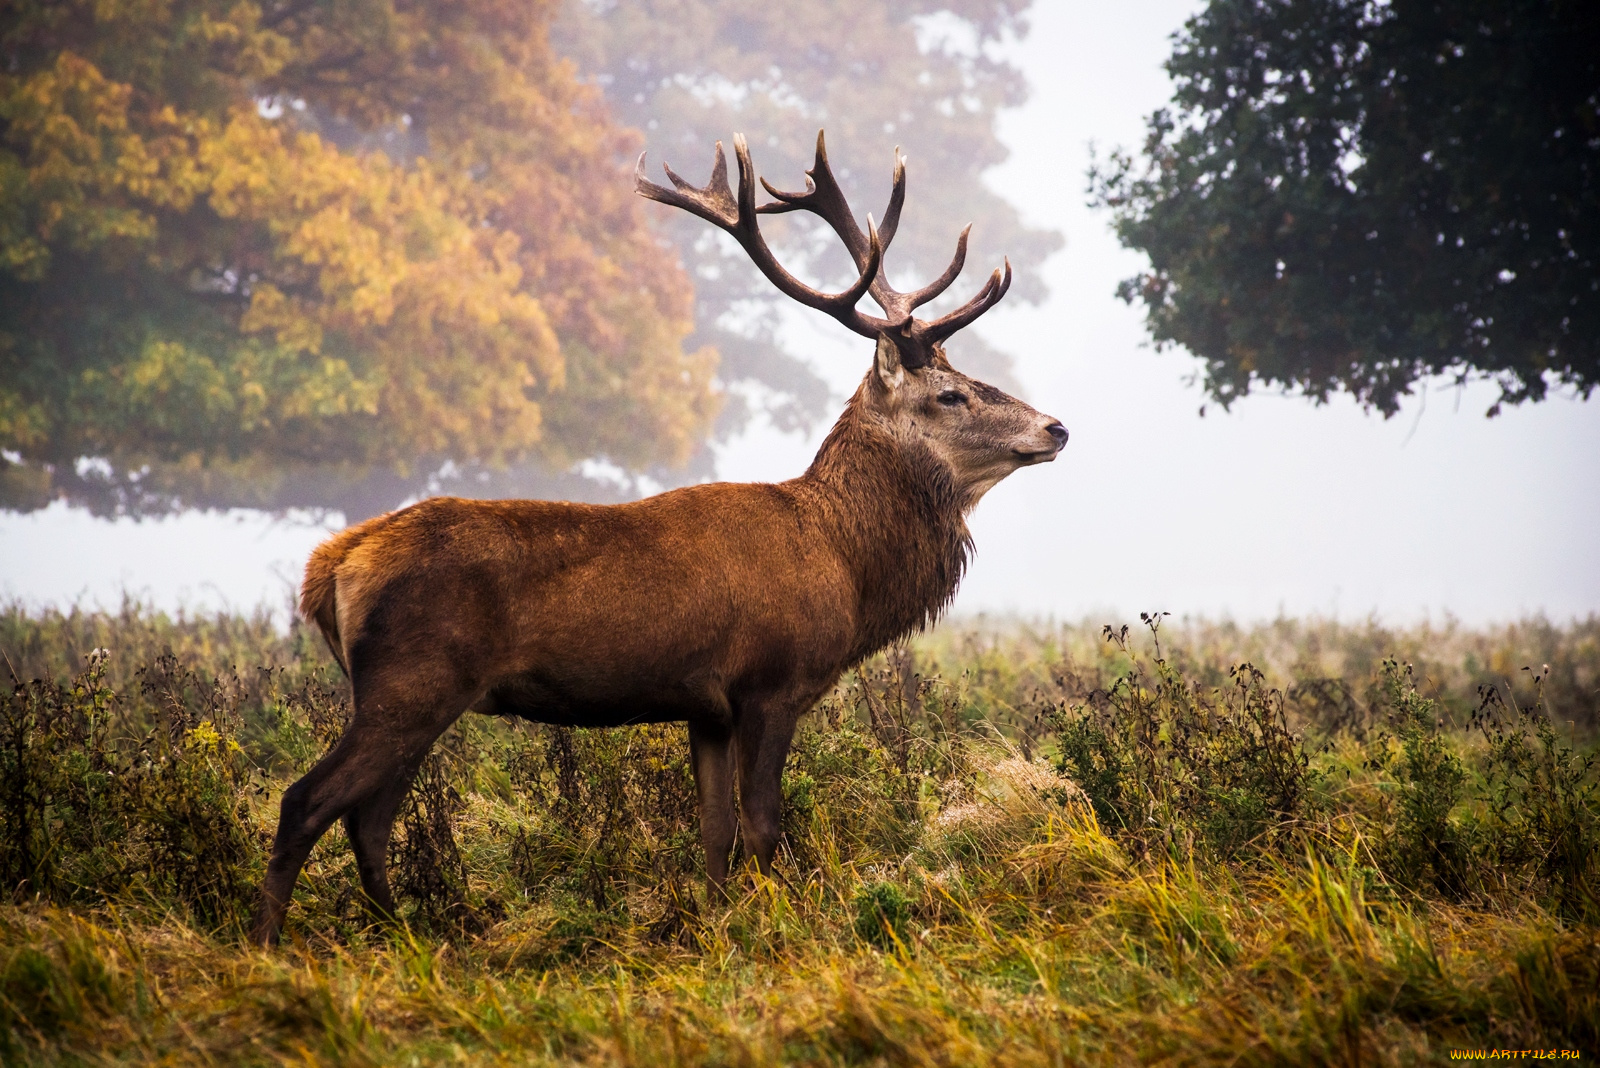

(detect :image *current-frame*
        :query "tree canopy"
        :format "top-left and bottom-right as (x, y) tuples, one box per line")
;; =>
(1, 0), (1056, 518)
(0, 0), (717, 516)
(1091, 0), (1600, 416)
(556, 0), (1060, 436)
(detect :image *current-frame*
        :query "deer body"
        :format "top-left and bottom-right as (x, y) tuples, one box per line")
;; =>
(251, 133), (1065, 947)
(311, 414), (965, 731)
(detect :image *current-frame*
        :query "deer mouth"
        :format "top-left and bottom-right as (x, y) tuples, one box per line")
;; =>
(1014, 422), (1067, 463)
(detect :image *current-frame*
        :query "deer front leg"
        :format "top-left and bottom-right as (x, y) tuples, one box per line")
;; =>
(689, 720), (736, 898)
(734, 702), (802, 879)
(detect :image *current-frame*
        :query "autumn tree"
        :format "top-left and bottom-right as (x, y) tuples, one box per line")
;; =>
(554, 0), (1061, 436)
(1091, 0), (1600, 415)
(0, 0), (718, 516)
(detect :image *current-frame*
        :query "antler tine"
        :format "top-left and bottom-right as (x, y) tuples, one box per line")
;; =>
(730, 133), (761, 227)
(635, 143), (738, 229)
(731, 134), (884, 332)
(758, 131), (918, 323)
(875, 149), (906, 252)
(904, 224), (970, 311)
(638, 137), (886, 339)
(918, 258), (1012, 344)
(756, 130), (876, 269)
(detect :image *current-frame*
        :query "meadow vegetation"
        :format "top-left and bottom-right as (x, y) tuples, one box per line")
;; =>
(1, 603), (1596, 1064)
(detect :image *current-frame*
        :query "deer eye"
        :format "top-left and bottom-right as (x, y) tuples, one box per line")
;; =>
(937, 390), (967, 407)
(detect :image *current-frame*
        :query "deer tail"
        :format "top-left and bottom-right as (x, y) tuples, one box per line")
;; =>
(300, 524), (372, 677)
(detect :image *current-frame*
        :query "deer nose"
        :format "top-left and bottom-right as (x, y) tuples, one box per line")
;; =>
(1046, 423), (1068, 448)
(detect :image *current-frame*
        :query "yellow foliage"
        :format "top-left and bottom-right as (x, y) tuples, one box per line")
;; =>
(0, 0), (717, 511)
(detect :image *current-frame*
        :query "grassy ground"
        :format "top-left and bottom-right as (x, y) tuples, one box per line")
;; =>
(1, 604), (1596, 1065)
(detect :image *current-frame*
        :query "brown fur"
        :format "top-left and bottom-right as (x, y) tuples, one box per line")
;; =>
(299, 522), (377, 675)
(251, 140), (1069, 946)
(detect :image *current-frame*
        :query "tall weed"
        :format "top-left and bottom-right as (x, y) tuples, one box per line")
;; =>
(0, 651), (261, 928)
(1472, 672), (1599, 920)
(1049, 618), (1314, 861)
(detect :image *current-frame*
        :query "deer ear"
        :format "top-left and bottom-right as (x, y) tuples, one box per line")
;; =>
(874, 335), (905, 391)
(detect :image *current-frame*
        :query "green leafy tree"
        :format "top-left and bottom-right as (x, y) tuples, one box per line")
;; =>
(0, 0), (717, 517)
(1091, 0), (1600, 415)
(554, 0), (1061, 436)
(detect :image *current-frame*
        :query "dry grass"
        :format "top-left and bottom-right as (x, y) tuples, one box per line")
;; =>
(4, 823), (1594, 1064)
(1, 604), (1596, 1065)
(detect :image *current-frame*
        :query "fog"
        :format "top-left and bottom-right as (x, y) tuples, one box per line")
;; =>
(3, 0), (1596, 625)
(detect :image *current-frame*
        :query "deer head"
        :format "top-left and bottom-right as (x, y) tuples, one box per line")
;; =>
(637, 131), (1066, 509)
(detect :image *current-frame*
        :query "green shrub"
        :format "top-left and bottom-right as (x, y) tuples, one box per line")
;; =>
(502, 721), (699, 914)
(852, 880), (910, 949)
(1048, 621), (1313, 861)
(1378, 660), (1472, 897)
(1473, 675), (1599, 920)
(0, 651), (263, 929)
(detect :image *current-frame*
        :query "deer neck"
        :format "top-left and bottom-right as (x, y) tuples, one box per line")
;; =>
(799, 396), (973, 656)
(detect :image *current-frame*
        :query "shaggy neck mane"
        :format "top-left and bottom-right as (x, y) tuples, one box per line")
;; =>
(797, 384), (973, 659)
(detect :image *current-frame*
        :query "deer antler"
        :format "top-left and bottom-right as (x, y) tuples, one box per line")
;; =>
(636, 135), (882, 338)
(638, 130), (1011, 368)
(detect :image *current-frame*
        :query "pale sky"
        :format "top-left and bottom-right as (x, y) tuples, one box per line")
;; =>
(3, 1), (1597, 625)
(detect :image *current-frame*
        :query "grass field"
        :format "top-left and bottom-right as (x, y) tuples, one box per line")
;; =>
(2, 604), (1596, 1065)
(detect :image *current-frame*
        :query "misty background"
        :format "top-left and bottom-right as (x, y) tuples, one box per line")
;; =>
(3, 0), (1596, 625)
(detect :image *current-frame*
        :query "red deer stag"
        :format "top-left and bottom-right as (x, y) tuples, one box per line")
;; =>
(251, 131), (1067, 947)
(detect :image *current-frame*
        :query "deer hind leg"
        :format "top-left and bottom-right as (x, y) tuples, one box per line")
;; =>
(251, 720), (405, 946)
(342, 760), (423, 925)
(689, 720), (736, 899)
(251, 674), (470, 948)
